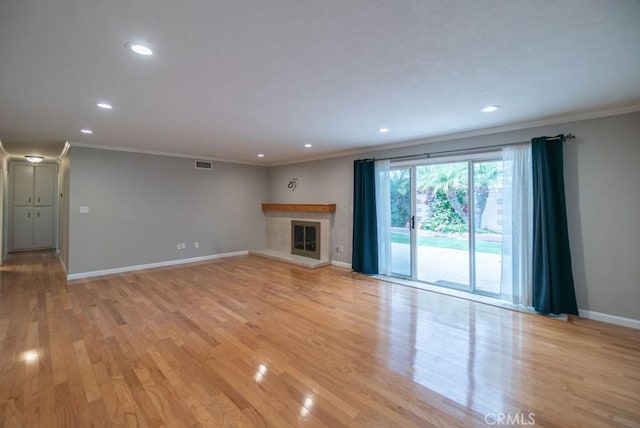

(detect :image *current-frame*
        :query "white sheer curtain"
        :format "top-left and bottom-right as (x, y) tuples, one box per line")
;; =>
(501, 144), (533, 307)
(375, 159), (391, 276)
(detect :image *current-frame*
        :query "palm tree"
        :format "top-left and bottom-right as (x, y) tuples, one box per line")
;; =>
(417, 163), (468, 223)
(473, 162), (500, 229)
(416, 162), (501, 230)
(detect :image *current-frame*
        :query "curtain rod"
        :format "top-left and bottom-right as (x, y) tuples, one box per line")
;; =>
(373, 133), (575, 162)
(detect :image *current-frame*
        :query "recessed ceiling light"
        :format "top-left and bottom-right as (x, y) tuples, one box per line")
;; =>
(257, 154), (265, 158)
(304, 143), (312, 148)
(25, 155), (45, 163)
(80, 129), (93, 134)
(481, 105), (501, 113)
(127, 42), (153, 56)
(96, 102), (112, 109)
(378, 127), (390, 133)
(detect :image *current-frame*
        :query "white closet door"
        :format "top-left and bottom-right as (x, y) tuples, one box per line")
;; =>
(34, 164), (56, 206)
(12, 207), (33, 250)
(33, 207), (54, 248)
(12, 164), (34, 206)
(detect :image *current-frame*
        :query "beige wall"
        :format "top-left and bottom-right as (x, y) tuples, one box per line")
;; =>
(268, 112), (640, 321)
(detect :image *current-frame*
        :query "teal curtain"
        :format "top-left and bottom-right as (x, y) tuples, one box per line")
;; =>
(531, 136), (579, 315)
(352, 159), (378, 274)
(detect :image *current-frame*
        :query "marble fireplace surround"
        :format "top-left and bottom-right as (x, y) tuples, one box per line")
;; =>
(250, 204), (336, 268)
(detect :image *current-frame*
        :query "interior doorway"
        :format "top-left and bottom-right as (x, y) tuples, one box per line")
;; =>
(0, 141), (68, 262)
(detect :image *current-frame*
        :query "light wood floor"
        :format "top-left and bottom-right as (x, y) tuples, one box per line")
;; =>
(1, 252), (639, 427)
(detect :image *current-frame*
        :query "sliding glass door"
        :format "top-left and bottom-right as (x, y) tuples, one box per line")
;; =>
(472, 160), (503, 296)
(388, 155), (504, 298)
(415, 162), (470, 290)
(389, 168), (413, 277)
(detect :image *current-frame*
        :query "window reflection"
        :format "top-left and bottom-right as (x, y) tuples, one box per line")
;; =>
(377, 283), (515, 414)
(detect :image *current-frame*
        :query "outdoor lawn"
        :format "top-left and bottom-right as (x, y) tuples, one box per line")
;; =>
(391, 232), (502, 254)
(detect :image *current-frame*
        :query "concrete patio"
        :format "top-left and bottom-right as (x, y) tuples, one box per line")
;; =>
(390, 242), (502, 294)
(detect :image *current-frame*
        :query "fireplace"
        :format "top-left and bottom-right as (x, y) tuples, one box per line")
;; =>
(291, 221), (321, 259)
(252, 204), (335, 268)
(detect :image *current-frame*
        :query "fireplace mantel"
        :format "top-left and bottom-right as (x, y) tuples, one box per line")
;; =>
(261, 203), (336, 213)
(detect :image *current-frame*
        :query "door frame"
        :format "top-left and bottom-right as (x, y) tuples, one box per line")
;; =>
(390, 152), (503, 297)
(8, 161), (59, 252)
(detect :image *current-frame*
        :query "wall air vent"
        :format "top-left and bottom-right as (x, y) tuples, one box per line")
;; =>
(194, 160), (213, 170)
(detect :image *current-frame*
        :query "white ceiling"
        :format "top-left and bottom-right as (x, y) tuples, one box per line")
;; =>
(1, 1), (639, 165)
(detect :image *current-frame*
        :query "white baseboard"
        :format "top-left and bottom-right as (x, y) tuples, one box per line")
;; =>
(67, 250), (249, 280)
(331, 260), (352, 269)
(579, 309), (640, 329)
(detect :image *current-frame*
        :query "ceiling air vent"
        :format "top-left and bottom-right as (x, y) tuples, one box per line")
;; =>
(194, 160), (213, 170)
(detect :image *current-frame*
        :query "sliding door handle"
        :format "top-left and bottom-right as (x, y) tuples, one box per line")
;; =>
(411, 215), (415, 229)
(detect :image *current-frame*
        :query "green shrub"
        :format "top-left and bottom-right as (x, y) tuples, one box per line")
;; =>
(421, 190), (468, 233)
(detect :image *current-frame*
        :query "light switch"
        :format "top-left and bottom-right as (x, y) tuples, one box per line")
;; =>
(80, 206), (90, 214)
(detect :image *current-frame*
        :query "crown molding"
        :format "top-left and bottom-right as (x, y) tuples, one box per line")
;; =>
(58, 141), (70, 160)
(68, 141), (265, 167)
(63, 103), (640, 168)
(267, 103), (640, 167)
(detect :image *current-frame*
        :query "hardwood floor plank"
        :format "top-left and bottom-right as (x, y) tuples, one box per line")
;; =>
(72, 340), (101, 403)
(105, 336), (164, 428)
(0, 251), (639, 427)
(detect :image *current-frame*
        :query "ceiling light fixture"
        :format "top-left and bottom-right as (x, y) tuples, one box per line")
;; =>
(378, 127), (390, 133)
(127, 42), (153, 56)
(257, 153), (265, 158)
(25, 155), (45, 163)
(481, 105), (501, 113)
(96, 102), (113, 109)
(304, 143), (312, 148)
(80, 129), (93, 134)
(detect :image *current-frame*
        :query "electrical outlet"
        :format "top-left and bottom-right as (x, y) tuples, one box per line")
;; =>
(194, 242), (199, 248)
(181, 243), (186, 249)
(177, 243), (181, 250)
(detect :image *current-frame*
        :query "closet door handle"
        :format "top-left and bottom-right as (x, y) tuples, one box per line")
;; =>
(27, 211), (31, 218)
(28, 197), (31, 203)
(37, 212), (40, 218)
(37, 197), (40, 203)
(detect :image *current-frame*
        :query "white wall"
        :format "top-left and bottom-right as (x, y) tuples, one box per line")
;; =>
(268, 112), (640, 321)
(67, 147), (268, 275)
